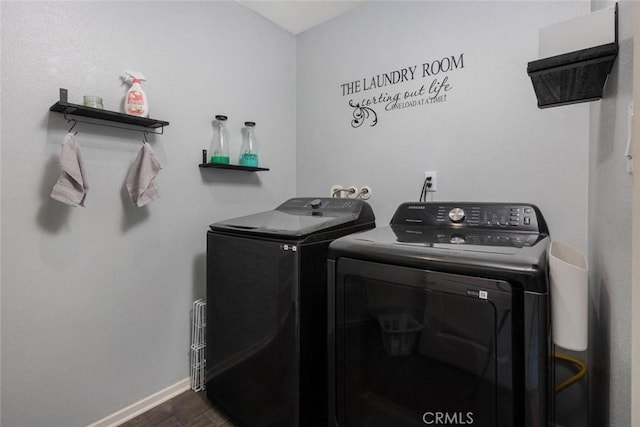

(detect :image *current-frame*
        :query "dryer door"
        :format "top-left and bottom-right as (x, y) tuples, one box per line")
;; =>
(332, 258), (517, 427)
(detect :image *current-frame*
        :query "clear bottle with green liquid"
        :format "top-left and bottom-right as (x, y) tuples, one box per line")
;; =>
(239, 121), (259, 167)
(209, 115), (230, 164)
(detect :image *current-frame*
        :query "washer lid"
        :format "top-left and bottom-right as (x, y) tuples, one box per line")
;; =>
(210, 197), (375, 238)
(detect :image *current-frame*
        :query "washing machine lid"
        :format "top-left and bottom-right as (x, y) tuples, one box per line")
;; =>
(210, 197), (375, 239)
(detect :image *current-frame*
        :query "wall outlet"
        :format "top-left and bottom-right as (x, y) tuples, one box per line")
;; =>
(424, 171), (438, 192)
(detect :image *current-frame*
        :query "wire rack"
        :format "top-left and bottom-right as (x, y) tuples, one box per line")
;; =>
(190, 299), (206, 392)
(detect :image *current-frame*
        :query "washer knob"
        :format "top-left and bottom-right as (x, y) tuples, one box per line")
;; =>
(448, 207), (466, 223)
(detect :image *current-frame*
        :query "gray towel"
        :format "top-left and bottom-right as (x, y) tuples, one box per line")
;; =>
(125, 142), (162, 207)
(50, 133), (90, 207)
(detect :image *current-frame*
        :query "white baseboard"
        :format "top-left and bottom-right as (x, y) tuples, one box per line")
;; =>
(87, 378), (191, 427)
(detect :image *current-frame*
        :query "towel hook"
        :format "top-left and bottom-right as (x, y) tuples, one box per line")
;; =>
(142, 131), (148, 144)
(67, 119), (78, 135)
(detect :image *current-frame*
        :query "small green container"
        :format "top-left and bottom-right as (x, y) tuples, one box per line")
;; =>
(210, 155), (230, 165)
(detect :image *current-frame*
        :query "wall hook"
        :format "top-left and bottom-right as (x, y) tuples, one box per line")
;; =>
(143, 131), (148, 144)
(67, 119), (78, 135)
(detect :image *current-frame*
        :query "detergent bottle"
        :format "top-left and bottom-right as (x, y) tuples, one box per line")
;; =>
(124, 71), (149, 117)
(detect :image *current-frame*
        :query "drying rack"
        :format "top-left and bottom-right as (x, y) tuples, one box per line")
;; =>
(49, 88), (170, 135)
(190, 299), (206, 392)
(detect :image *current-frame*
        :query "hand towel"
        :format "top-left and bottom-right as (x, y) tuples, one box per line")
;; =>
(50, 133), (90, 207)
(125, 142), (162, 207)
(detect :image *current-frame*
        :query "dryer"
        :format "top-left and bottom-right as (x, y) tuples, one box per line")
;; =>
(328, 202), (552, 427)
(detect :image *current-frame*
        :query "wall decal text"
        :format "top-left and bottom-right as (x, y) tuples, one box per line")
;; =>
(341, 53), (465, 128)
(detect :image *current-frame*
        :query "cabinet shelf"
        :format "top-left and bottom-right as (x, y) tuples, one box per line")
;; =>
(199, 163), (269, 172)
(49, 88), (169, 134)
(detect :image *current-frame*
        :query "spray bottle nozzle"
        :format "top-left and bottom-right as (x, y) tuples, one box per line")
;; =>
(123, 70), (147, 84)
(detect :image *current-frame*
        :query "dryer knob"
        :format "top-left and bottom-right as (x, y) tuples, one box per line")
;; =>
(448, 208), (466, 223)
(310, 199), (322, 209)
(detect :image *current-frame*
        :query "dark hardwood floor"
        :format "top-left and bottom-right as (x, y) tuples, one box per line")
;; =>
(119, 389), (235, 427)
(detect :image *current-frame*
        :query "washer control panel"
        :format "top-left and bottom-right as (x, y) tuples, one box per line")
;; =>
(391, 202), (547, 233)
(278, 197), (361, 212)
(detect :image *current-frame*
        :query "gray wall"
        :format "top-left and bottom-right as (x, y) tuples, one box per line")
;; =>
(588, 1), (634, 426)
(296, 0), (591, 254)
(0, 2), (295, 426)
(296, 0), (633, 426)
(1, 1), (634, 426)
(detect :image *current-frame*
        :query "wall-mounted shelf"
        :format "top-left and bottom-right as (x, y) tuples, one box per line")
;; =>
(527, 5), (618, 109)
(49, 88), (169, 134)
(199, 163), (269, 172)
(527, 43), (618, 108)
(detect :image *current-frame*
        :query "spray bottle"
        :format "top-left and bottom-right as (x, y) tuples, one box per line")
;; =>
(123, 71), (149, 117)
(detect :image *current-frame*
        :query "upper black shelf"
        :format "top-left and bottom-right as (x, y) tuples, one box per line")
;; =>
(50, 88), (169, 134)
(50, 101), (169, 129)
(527, 43), (618, 108)
(527, 4), (619, 109)
(199, 163), (269, 172)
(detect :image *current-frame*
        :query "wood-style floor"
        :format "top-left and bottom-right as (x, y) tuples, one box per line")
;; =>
(119, 390), (236, 427)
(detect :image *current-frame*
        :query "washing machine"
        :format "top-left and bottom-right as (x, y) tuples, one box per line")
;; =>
(206, 197), (375, 427)
(327, 202), (552, 427)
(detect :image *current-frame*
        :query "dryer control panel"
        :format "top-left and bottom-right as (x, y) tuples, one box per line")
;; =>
(390, 202), (549, 234)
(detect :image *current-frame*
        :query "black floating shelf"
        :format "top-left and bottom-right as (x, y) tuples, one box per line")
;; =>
(199, 163), (269, 172)
(527, 42), (619, 109)
(50, 101), (170, 129)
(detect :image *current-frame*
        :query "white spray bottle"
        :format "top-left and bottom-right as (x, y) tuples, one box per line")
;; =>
(123, 71), (149, 117)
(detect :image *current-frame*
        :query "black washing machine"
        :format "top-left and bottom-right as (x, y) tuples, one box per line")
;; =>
(206, 197), (375, 427)
(328, 202), (552, 427)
